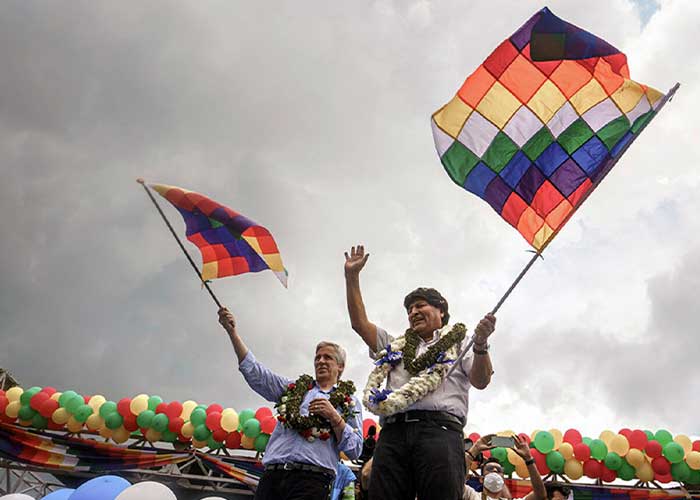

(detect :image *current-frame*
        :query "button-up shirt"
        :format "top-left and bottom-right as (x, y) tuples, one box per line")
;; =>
(239, 351), (364, 471)
(370, 325), (474, 421)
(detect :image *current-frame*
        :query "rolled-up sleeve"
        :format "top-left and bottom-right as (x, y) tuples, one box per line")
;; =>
(337, 396), (364, 460)
(239, 351), (292, 402)
(369, 327), (393, 359)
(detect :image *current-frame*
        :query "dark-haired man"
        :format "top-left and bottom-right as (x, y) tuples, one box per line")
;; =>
(344, 245), (497, 500)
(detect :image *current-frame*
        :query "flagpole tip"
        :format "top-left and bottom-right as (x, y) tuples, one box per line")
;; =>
(136, 178), (145, 184)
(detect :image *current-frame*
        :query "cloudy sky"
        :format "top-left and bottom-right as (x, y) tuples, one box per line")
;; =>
(1, 0), (698, 441)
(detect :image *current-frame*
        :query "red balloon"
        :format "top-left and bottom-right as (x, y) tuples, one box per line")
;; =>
(693, 440), (700, 452)
(155, 402), (168, 414)
(0, 395), (9, 413)
(531, 449), (550, 475)
(39, 399), (59, 418)
(618, 428), (632, 438)
(0, 389), (4, 398)
(517, 433), (531, 445)
(225, 431), (242, 449)
(41, 387), (57, 396)
(212, 428), (227, 442)
(646, 440), (663, 458)
(47, 421), (64, 430)
(468, 432), (481, 443)
(574, 442), (591, 461)
(363, 418), (378, 439)
(123, 414), (139, 432)
(482, 450), (491, 459)
(655, 472), (673, 484)
(628, 430), (648, 450)
(166, 401), (183, 419)
(117, 398), (132, 417)
(255, 407), (273, 421)
(260, 416), (277, 434)
(168, 417), (184, 434)
(651, 457), (670, 475)
(83, 395), (91, 404)
(206, 411), (222, 431)
(563, 428), (583, 444)
(206, 404), (224, 415)
(601, 466), (617, 482)
(177, 434), (191, 443)
(30, 391), (50, 411)
(0, 414), (16, 424)
(583, 460), (601, 479)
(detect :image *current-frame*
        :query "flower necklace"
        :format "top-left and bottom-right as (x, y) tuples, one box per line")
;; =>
(275, 374), (357, 442)
(363, 323), (466, 416)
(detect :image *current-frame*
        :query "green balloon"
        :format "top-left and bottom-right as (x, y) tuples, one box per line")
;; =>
(193, 424), (211, 441)
(546, 451), (565, 473)
(58, 391), (77, 407)
(74, 404), (93, 423)
(65, 395), (84, 414)
(32, 413), (48, 429)
(655, 429), (673, 446)
(207, 436), (223, 450)
(152, 413), (169, 433)
(492, 447), (507, 463)
(644, 430), (655, 441)
(99, 401), (118, 419)
(161, 429), (177, 443)
(20, 387), (41, 406)
(238, 408), (255, 429)
(503, 461), (515, 475)
(663, 442), (685, 464)
(604, 452), (622, 471)
(589, 439), (608, 460)
(671, 462), (691, 482)
(147, 395), (163, 411)
(254, 433), (270, 452)
(190, 408), (207, 426)
(243, 418), (261, 438)
(18, 405), (37, 421)
(618, 460), (636, 481)
(687, 469), (700, 485)
(104, 412), (124, 430)
(534, 431), (555, 453)
(136, 410), (155, 429)
(582, 437), (592, 446)
(194, 404), (208, 413)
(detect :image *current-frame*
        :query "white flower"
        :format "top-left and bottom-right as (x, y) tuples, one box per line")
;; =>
(278, 405), (286, 413)
(281, 396), (288, 403)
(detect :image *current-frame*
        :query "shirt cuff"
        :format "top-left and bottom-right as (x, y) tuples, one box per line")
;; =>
(239, 350), (256, 372)
(337, 420), (361, 452)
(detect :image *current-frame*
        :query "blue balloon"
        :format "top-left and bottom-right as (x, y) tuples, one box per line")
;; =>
(68, 475), (130, 500)
(40, 490), (75, 500)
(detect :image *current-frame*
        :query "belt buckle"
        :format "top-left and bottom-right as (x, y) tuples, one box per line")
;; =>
(283, 463), (294, 471)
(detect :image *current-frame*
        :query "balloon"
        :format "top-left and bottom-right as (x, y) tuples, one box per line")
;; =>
(181, 422), (195, 438)
(20, 387), (41, 406)
(545, 451), (565, 473)
(136, 410), (155, 429)
(40, 488), (76, 500)
(221, 410), (240, 433)
(491, 447), (507, 463)
(116, 398), (131, 417)
(5, 401), (20, 419)
(50, 392), (62, 402)
(652, 457), (671, 475)
(155, 403), (167, 415)
(88, 395), (106, 410)
(190, 408), (207, 427)
(6, 387), (24, 402)
(238, 408), (255, 428)
(192, 439), (207, 449)
(599, 430), (615, 446)
(646, 440), (663, 458)
(99, 426), (113, 439)
(530, 449), (549, 475)
(655, 472), (673, 483)
(563, 429), (582, 444)
(69, 475), (131, 500)
(573, 442), (590, 461)
(212, 428), (227, 442)
(168, 417), (184, 434)
(39, 399), (59, 418)
(151, 414), (169, 433)
(0, 395), (8, 414)
(105, 412), (124, 430)
(468, 432), (481, 442)
(636, 462), (654, 482)
(145, 429), (161, 442)
(628, 430), (648, 450)
(86, 414), (104, 431)
(514, 461), (530, 479)
(663, 442), (685, 464)
(674, 434), (692, 455)
(671, 461), (691, 482)
(165, 401), (183, 419)
(694, 441), (700, 452)
(582, 437), (592, 446)
(193, 424), (211, 442)
(181, 400), (197, 420)
(241, 434), (255, 449)
(130, 395), (149, 415)
(549, 429), (563, 449)
(626, 448), (645, 468)
(559, 442), (574, 460)
(604, 452), (622, 471)
(517, 433), (531, 445)
(114, 481), (176, 500)
(51, 407), (69, 424)
(533, 431), (555, 454)
(618, 460), (636, 481)
(260, 416), (277, 434)
(609, 434), (629, 456)
(654, 429), (673, 446)
(100, 401), (118, 419)
(206, 411), (222, 431)
(207, 436), (223, 450)
(618, 428), (632, 438)
(601, 466), (617, 482)
(18, 405), (37, 421)
(147, 396), (163, 411)
(66, 416), (84, 433)
(30, 391), (50, 411)
(688, 469), (700, 485)
(255, 407), (273, 421)
(32, 414), (48, 429)
(583, 459), (601, 478)
(74, 404), (93, 423)
(112, 426), (130, 444)
(242, 418), (261, 438)
(564, 459), (583, 480)
(226, 431), (242, 449)
(206, 403), (224, 415)
(687, 451), (700, 470)
(161, 430), (177, 443)
(503, 461), (515, 475)
(589, 439), (608, 460)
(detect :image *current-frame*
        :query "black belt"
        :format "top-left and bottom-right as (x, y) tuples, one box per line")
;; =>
(265, 462), (336, 478)
(384, 410), (465, 431)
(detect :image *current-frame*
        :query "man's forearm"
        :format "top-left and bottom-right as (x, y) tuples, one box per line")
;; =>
(469, 351), (492, 389)
(345, 274), (377, 347)
(527, 461), (546, 500)
(228, 330), (249, 364)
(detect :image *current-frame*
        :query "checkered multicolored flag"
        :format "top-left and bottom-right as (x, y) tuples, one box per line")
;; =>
(151, 184), (288, 287)
(432, 7), (676, 251)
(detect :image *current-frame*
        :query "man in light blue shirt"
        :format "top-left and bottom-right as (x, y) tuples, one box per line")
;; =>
(219, 307), (363, 500)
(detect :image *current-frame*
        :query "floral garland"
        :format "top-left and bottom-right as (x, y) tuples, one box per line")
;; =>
(275, 374), (357, 442)
(363, 323), (466, 416)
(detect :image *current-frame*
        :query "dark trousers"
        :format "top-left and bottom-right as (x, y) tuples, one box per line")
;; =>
(368, 419), (465, 500)
(255, 469), (334, 500)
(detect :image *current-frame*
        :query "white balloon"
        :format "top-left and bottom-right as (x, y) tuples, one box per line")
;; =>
(0, 495), (36, 500)
(114, 481), (176, 500)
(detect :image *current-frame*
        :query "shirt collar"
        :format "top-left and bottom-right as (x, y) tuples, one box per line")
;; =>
(313, 380), (338, 394)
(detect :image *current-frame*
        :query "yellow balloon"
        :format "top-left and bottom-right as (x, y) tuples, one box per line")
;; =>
(636, 461), (654, 482)
(50, 392), (62, 402)
(130, 394), (149, 415)
(221, 411), (240, 433)
(88, 395), (106, 410)
(5, 401), (21, 419)
(674, 434), (692, 455)
(626, 448), (645, 468)
(507, 448), (524, 466)
(112, 426), (130, 444)
(687, 451), (700, 470)
(549, 429), (563, 450)
(599, 430), (615, 446)
(86, 414), (104, 431)
(609, 434), (630, 456)
(6, 387), (23, 403)
(192, 438), (207, 449)
(530, 429), (542, 441)
(559, 442), (574, 460)
(67, 416), (84, 433)
(145, 429), (161, 443)
(181, 422), (195, 438)
(241, 435), (256, 449)
(18, 419), (32, 427)
(564, 459), (583, 480)
(497, 429), (515, 437)
(515, 461), (530, 478)
(181, 400), (197, 420)
(52, 407), (70, 425)
(98, 426), (113, 439)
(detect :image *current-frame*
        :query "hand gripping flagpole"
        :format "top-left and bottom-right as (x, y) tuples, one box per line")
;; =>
(137, 178), (223, 309)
